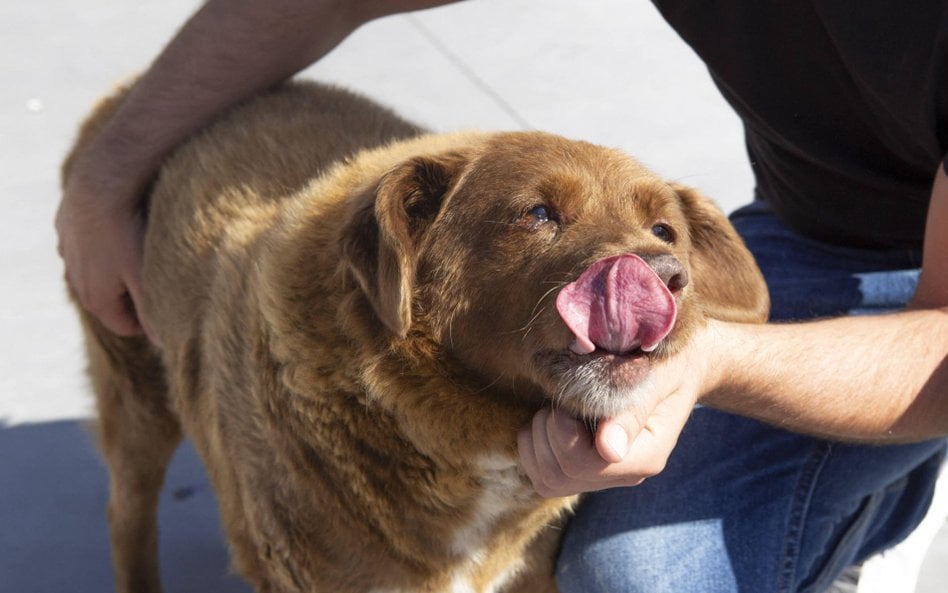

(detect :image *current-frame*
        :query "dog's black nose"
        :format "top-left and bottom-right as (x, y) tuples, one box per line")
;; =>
(643, 254), (689, 293)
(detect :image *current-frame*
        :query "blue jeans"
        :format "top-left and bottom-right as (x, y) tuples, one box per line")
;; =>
(556, 201), (947, 593)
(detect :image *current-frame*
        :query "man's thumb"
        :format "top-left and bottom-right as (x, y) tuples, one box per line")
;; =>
(596, 420), (630, 463)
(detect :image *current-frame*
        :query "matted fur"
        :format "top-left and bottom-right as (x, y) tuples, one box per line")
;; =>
(63, 81), (769, 593)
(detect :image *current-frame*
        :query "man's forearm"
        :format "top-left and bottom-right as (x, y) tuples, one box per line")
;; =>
(73, 0), (362, 193)
(702, 309), (948, 442)
(71, 0), (460, 195)
(702, 166), (948, 443)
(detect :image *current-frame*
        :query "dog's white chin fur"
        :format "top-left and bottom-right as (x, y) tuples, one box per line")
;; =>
(552, 357), (657, 421)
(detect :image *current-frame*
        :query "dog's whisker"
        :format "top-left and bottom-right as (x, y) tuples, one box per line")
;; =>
(551, 379), (572, 415)
(501, 305), (547, 338)
(531, 284), (562, 318)
(582, 416), (598, 434)
(498, 283), (564, 339)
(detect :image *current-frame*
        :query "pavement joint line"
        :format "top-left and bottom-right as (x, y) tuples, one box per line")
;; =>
(405, 13), (533, 130)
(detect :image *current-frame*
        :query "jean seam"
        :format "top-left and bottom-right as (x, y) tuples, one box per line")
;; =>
(799, 491), (887, 593)
(777, 441), (833, 593)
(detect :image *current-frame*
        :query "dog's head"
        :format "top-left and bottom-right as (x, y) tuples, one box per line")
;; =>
(341, 132), (768, 419)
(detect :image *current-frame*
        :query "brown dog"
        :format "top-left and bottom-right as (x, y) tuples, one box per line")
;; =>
(63, 81), (769, 593)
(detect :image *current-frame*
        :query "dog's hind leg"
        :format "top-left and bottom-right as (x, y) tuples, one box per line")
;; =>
(82, 315), (182, 593)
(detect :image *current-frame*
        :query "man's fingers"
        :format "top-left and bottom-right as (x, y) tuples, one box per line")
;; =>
(519, 409), (588, 497)
(125, 273), (159, 345)
(68, 255), (144, 337)
(519, 409), (633, 497)
(88, 288), (144, 336)
(58, 199), (149, 338)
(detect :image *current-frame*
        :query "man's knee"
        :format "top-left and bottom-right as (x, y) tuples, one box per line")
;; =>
(556, 495), (740, 593)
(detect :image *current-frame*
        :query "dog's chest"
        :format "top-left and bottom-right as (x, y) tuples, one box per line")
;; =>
(448, 453), (539, 593)
(451, 453), (535, 554)
(357, 449), (539, 593)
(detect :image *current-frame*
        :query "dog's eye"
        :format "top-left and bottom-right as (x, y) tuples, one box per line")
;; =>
(520, 205), (558, 231)
(651, 223), (675, 243)
(528, 205), (551, 223)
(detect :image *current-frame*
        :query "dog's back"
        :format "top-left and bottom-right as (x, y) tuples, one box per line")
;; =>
(138, 83), (423, 346)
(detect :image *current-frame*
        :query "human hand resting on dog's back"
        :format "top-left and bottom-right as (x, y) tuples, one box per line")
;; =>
(57, 144), (150, 337)
(56, 0), (454, 340)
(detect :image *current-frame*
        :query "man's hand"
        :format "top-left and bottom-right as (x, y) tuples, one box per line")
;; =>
(517, 328), (713, 497)
(56, 169), (147, 338)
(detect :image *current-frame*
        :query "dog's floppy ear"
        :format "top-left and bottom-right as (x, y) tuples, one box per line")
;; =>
(673, 184), (770, 323)
(340, 152), (468, 337)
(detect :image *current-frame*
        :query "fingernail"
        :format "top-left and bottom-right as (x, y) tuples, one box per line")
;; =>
(602, 423), (629, 460)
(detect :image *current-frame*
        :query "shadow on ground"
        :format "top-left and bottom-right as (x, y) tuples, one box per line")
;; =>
(0, 420), (250, 592)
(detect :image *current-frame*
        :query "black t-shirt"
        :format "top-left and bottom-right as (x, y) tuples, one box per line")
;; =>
(652, 0), (948, 249)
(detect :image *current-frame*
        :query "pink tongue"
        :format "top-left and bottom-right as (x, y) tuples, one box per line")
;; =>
(556, 254), (677, 355)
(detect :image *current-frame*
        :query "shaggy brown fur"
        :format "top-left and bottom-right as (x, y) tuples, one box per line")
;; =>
(63, 81), (769, 593)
